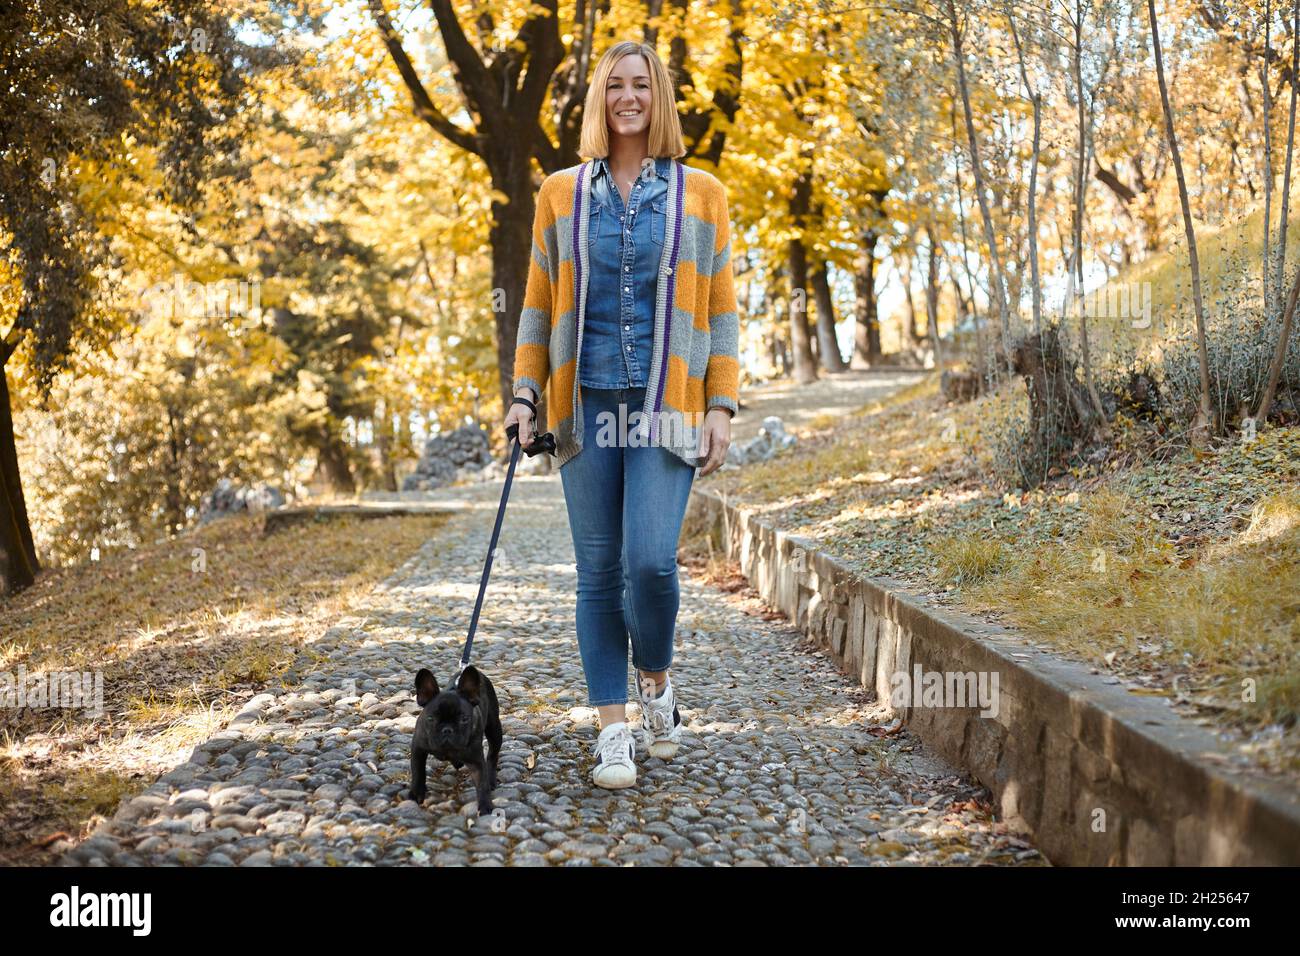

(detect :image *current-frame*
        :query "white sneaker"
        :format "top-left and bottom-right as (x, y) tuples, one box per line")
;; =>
(591, 721), (637, 789)
(636, 673), (683, 759)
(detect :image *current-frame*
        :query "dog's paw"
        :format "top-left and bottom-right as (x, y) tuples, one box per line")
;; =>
(477, 799), (494, 816)
(408, 788), (427, 803)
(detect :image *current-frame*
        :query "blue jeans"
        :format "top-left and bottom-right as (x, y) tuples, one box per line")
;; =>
(559, 384), (697, 706)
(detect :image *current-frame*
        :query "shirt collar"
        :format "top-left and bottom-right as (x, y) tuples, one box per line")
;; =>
(593, 155), (670, 184)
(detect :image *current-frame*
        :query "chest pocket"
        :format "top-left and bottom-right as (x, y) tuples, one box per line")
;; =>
(589, 199), (624, 248)
(648, 197), (666, 250)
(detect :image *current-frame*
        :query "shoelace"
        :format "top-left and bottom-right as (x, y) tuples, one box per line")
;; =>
(597, 726), (632, 765)
(642, 679), (674, 734)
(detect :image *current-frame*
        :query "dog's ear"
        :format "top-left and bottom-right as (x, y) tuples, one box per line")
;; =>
(456, 666), (482, 703)
(415, 668), (440, 707)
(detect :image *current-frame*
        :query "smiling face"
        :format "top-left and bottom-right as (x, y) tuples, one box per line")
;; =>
(605, 53), (652, 139)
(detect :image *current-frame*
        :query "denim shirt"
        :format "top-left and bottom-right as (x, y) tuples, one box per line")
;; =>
(579, 155), (670, 388)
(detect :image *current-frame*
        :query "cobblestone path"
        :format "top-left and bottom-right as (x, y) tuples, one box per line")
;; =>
(64, 475), (1041, 867)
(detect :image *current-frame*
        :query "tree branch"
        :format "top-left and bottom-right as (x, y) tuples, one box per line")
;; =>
(367, 0), (483, 156)
(1094, 162), (1138, 203)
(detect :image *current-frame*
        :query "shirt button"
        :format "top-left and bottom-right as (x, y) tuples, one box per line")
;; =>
(626, 344), (632, 351)
(624, 324), (630, 330)
(624, 286), (630, 292)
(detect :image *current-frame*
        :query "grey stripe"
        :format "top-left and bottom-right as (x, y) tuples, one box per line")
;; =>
(571, 161), (592, 453)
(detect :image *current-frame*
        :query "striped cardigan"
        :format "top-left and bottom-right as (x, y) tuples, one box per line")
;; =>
(511, 158), (741, 468)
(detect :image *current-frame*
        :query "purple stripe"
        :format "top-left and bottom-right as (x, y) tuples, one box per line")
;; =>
(650, 161), (685, 445)
(570, 162), (589, 433)
(571, 162), (588, 327)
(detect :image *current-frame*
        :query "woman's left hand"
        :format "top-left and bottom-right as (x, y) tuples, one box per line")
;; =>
(696, 408), (733, 476)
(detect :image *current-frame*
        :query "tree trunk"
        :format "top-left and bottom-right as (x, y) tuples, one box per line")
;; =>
(489, 155), (553, 471)
(0, 354), (39, 594)
(788, 171), (819, 384)
(1147, 0), (1216, 442)
(766, 266), (792, 377)
(1007, 2), (1043, 335)
(489, 177), (542, 423)
(897, 276), (919, 350)
(375, 402), (399, 492)
(952, 271), (988, 383)
(1073, 0), (1108, 431)
(904, 259), (923, 350)
(317, 428), (357, 495)
(165, 404), (186, 533)
(1010, 328), (1094, 488)
(1263, 0), (1276, 318)
(951, 103), (992, 383)
(1274, 0), (1300, 312)
(1258, 241), (1300, 421)
(924, 225), (944, 370)
(809, 255), (846, 372)
(853, 230), (883, 366)
(947, 0), (1012, 365)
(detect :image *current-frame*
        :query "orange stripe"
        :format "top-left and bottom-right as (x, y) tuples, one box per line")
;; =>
(550, 357), (575, 428)
(705, 355), (739, 403)
(708, 263), (737, 316)
(512, 343), (549, 388)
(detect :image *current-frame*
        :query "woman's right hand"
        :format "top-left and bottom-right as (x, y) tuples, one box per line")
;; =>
(505, 388), (537, 449)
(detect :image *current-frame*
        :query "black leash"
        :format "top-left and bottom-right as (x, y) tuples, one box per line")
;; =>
(453, 395), (555, 688)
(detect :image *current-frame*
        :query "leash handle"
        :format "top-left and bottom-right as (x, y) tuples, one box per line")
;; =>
(507, 395), (556, 457)
(505, 423), (556, 457)
(456, 417), (557, 681)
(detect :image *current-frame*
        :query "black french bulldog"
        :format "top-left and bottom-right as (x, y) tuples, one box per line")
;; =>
(408, 665), (503, 815)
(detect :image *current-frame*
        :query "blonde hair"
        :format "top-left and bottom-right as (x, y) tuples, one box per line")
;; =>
(578, 41), (687, 161)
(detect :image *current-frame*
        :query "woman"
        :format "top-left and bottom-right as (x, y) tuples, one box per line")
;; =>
(504, 40), (741, 789)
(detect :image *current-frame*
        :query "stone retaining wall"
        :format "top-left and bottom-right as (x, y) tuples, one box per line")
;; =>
(687, 487), (1300, 866)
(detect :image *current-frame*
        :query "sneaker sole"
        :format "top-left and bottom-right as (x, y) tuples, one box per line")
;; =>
(647, 740), (680, 760)
(638, 722), (681, 759)
(593, 768), (637, 789)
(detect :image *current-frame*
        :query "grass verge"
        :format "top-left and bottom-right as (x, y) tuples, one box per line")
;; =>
(0, 508), (449, 865)
(697, 373), (1300, 777)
